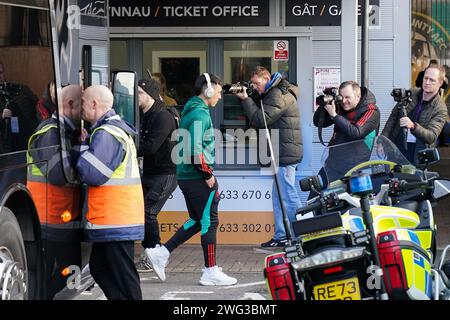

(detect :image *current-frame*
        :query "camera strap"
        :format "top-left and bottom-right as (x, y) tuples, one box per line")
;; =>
(317, 107), (327, 146)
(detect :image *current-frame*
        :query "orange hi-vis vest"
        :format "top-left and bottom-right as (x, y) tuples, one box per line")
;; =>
(82, 123), (144, 242)
(26, 122), (81, 240)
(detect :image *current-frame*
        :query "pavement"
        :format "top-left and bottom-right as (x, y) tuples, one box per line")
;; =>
(129, 145), (450, 273)
(135, 244), (274, 274)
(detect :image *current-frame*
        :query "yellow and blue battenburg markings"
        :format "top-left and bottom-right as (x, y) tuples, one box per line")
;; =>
(394, 229), (432, 298)
(342, 214), (365, 232)
(298, 201), (435, 299)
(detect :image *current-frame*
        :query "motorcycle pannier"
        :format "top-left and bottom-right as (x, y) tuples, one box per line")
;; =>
(264, 252), (297, 300)
(377, 229), (433, 300)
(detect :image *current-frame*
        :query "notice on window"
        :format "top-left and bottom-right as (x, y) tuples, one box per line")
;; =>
(274, 40), (289, 61)
(313, 66), (341, 111)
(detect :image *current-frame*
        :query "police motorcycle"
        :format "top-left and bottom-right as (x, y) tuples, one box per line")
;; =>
(264, 136), (450, 300)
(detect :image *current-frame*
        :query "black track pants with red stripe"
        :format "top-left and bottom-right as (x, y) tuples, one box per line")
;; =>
(165, 178), (220, 268)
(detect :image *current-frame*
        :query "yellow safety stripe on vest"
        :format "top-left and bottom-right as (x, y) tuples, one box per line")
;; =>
(90, 124), (140, 185)
(92, 124), (130, 177)
(27, 123), (58, 179)
(101, 123), (140, 179)
(80, 151), (114, 178)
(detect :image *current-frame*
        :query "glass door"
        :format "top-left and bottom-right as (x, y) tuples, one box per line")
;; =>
(143, 40), (207, 110)
(220, 39), (291, 169)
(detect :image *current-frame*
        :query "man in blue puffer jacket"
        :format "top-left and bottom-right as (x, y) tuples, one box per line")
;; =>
(76, 85), (144, 300)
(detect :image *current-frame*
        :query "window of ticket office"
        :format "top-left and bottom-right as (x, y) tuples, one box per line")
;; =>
(142, 40), (208, 111)
(220, 40), (290, 169)
(110, 40), (128, 71)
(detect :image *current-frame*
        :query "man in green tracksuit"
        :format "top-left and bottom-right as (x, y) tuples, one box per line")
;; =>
(146, 73), (237, 286)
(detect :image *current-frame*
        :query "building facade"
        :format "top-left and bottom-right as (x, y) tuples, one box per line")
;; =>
(109, 0), (411, 244)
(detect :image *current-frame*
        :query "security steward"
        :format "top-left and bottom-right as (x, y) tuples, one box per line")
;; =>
(27, 84), (82, 299)
(76, 85), (144, 300)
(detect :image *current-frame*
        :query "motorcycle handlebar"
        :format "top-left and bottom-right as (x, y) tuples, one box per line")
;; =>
(393, 180), (430, 192)
(296, 199), (323, 216)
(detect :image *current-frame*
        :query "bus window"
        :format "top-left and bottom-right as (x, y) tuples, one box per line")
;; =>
(0, 1), (52, 154)
(112, 71), (138, 127)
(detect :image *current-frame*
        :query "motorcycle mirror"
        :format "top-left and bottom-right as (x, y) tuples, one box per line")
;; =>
(416, 148), (440, 170)
(432, 178), (450, 201)
(300, 175), (324, 192)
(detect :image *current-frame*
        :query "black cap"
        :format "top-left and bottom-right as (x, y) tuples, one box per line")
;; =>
(138, 78), (161, 101)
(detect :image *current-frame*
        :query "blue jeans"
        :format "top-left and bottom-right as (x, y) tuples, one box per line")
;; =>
(272, 164), (302, 240)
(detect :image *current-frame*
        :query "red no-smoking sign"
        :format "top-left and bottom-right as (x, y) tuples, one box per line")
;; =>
(274, 40), (288, 61)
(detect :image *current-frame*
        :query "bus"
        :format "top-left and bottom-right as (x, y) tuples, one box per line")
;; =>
(0, 0), (135, 300)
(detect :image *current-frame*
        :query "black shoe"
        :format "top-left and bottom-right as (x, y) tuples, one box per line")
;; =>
(261, 238), (287, 248)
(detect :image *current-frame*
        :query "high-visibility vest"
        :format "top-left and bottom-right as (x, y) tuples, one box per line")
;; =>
(82, 123), (144, 242)
(27, 123), (81, 240)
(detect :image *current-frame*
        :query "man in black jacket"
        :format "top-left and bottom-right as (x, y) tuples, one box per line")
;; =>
(235, 66), (302, 248)
(135, 78), (179, 271)
(313, 80), (380, 184)
(382, 66), (448, 164)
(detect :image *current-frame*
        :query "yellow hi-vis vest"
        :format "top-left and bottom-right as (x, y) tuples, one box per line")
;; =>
(83, 123), (144, 241)
(26, 123), (81, 231)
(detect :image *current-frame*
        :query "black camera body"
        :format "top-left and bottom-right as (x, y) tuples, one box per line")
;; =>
(316, 87), (343, 106)
(391, 88), (412, 103)
(223, 81), (254, 96)
(0, 82), (23, 97)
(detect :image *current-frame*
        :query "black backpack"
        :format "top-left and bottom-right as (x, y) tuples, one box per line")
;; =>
(165, 106), (180, 129)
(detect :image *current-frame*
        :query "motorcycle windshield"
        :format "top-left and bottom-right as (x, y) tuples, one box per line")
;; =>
(321, 136), (412, 185)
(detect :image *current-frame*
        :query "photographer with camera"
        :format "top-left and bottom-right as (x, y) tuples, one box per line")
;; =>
(313, 81), (380, 184)
(381, 65), (448, 164)
(234, 66), (302, 248)
(0, 61), (39, 153)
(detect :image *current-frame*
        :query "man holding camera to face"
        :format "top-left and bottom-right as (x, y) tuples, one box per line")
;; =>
(234, 66), (302, 248)
(381, 65), (448, 164)
(313, 81), (380, 184)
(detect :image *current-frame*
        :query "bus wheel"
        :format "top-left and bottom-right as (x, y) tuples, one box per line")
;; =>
(0, 207), (28, 300)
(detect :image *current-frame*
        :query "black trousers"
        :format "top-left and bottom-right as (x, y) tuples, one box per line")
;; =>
(165, 179), (220, 268)
(89, 241), (142, 300)
(45, 240), (81, 299)
(142, 174), (178, 249)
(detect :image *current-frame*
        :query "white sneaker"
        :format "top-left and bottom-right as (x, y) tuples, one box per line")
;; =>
(145, 244), (170, 281)
(199, 266), (238, 286)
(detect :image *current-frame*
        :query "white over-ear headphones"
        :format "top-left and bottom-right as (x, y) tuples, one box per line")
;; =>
(203, 73), (215, 99)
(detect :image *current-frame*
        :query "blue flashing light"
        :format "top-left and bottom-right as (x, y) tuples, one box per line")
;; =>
(350, 174), (373, 195)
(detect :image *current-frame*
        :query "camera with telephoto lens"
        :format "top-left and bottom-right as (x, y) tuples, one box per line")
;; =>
(316, 87), (343, 106)
(223, 81), (254, 96)
(391, 88), (412, 103)
(0, 82), (23, 97)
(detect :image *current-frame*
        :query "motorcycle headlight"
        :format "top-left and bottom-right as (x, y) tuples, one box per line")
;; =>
(291, 247), (367, 271)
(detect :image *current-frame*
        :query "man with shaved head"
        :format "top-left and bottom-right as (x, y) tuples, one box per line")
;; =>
(27, 84), (83, 299)
(28, 84), (82, 184)
(76, 85), (144, 300)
